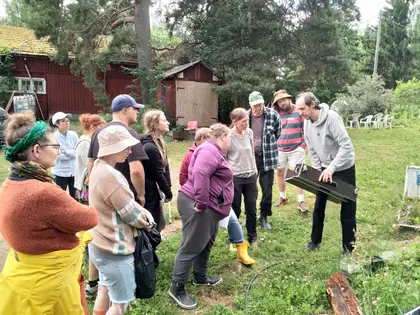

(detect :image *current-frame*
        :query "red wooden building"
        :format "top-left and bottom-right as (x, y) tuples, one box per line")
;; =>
(1, 26), (221, 126)
(1, 26), (137, 118)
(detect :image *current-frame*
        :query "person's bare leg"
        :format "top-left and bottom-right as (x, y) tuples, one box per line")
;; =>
(106, 303), (129, 315)
(93, 285), (110, 315)
(274, 168), (288, 207)
(296, 186), (309, 212)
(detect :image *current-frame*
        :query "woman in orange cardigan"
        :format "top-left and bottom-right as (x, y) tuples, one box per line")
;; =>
(0, 111), (98, 315)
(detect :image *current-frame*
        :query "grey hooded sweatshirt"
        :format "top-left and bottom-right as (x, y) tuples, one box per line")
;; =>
(304, 104), (355, 174)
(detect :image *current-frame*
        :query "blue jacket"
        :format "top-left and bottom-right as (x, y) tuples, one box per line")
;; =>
(52, 130), (79, 177)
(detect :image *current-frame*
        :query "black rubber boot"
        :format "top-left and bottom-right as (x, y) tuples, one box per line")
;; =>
(259, 215), (272, 230)
(168, 281), (197, 310)
(193, 273), (223, 286)
(305, 242), (320, 251)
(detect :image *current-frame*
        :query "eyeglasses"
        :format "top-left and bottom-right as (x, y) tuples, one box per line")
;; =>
(37, 143), (61, 151)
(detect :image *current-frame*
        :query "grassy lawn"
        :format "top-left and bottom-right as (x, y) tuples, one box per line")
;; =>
(1, 126), (420, 314)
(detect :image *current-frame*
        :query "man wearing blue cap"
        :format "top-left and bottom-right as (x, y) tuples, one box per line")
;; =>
(88, 94), (149, 205)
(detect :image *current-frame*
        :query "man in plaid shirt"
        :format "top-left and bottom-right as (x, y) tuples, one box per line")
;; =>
(248, 91), (281, 230)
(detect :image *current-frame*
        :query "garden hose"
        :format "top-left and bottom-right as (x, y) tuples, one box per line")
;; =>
(244, 257), (345, 315)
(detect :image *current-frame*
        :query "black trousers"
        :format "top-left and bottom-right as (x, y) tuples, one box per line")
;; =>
(255, 154), (274, 216)
(144, 185), (166, 232)
(54, 175), (76, 199)
(311, 165), (357, 249)
(232, 175), (258, 242)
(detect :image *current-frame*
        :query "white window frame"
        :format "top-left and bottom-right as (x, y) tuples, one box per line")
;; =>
(1, 77), (47, 94)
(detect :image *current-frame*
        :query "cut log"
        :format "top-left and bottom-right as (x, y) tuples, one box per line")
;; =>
(326, 272), (363, 315)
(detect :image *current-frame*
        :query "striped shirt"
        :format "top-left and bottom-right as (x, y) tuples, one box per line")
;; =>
(89, 160), (150, 255)
(277, 106), (305, 152)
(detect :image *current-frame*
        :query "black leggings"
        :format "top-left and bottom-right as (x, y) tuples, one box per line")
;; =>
(54, 175), (76, 199)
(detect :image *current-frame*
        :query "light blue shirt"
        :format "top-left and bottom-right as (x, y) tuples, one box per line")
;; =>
(52, 130), (79, 177)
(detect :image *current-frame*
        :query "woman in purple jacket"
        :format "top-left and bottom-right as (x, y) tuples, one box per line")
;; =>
(168, 123), (234, 310)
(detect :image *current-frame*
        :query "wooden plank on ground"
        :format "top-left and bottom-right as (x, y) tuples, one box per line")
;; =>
(326, 272), (363, 315)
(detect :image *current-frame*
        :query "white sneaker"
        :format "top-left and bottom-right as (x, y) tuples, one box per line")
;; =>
(85, 283), (98, 297)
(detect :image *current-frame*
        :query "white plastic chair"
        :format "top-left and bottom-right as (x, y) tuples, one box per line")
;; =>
(359, 115), (373, 128)
(372, 113), (384, 128)
(382, 115), (394, 128)
(346, 113), (361, 129)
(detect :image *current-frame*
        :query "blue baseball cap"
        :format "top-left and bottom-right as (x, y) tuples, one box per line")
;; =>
(111, 94), (145, 112)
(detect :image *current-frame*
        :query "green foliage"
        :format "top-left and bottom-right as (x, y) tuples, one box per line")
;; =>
(0, 47), (15, 107)
(0, 0), (29, 27)
(151, 26), (181, 49)
(283, 7), (358, 104)
(168, 0), (285, 108)
(352, 243), (420, 314)
(170, 124), (186, 132)
(167, 0), (361, 106)
(0, 47), (15, 92)
(391, 78), (420, 117)
(377, 0), (413, 89)
(332, 75), (391, 117)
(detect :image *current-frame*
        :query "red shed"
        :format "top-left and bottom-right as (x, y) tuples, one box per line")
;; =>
(1, 26), (137, 118)
(157, 60), (222, 127)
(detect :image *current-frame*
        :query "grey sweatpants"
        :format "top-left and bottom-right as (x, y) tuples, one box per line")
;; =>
(172, 191), (222, 285)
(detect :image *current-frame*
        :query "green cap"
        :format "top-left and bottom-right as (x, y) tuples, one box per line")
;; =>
(249, 91), (264, 106)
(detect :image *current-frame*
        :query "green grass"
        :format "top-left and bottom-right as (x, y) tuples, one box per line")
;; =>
(2, 126), (420, 314)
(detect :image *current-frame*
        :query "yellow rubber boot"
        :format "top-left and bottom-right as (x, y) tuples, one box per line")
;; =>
(236, 242), (256, 265)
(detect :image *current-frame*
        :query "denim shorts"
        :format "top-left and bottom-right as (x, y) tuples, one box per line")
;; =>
(88, 244), (136, 303)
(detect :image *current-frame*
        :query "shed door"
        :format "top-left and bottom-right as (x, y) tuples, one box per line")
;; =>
(175, 81), (218, 127)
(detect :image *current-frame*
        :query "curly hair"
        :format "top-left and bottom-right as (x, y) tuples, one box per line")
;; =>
(5, 111), (53, 161)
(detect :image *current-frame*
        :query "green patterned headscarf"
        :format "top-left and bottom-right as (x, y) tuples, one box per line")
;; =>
(2, 121), (48, 163)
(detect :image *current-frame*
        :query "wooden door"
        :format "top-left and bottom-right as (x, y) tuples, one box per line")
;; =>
(175, 80), (218, 127)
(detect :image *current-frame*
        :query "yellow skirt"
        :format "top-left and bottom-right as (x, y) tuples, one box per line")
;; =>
(0, 232), (92, 315)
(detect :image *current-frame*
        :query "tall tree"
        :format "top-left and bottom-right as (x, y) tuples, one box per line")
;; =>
(279, 0), (360, 103)
(167, 0), (361, 107)
(19, 0), (154, 107)
(167, 0), (291, 111)
(378, 0), (413, 88)
(408, 1), (420, 78)
(0, 0), (29, 27)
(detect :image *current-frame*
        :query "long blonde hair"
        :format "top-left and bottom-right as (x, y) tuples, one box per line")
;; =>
(143, 110), (167, 162)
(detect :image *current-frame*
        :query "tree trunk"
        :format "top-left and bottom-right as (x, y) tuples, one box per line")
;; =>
(326, 272), (364, 315)
(134, 0), (152, 104)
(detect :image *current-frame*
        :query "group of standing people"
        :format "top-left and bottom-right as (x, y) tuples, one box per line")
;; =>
(0, 88), (357, 313)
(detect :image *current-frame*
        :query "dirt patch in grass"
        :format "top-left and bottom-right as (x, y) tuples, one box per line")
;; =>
(198, 290), (234, 308)
(178, 290), (234, 314)
(161, 218), (182, 238)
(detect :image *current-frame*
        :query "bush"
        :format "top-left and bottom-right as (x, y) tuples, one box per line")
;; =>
(391, 78), (420, 118)
(331, 75), (391, 118)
